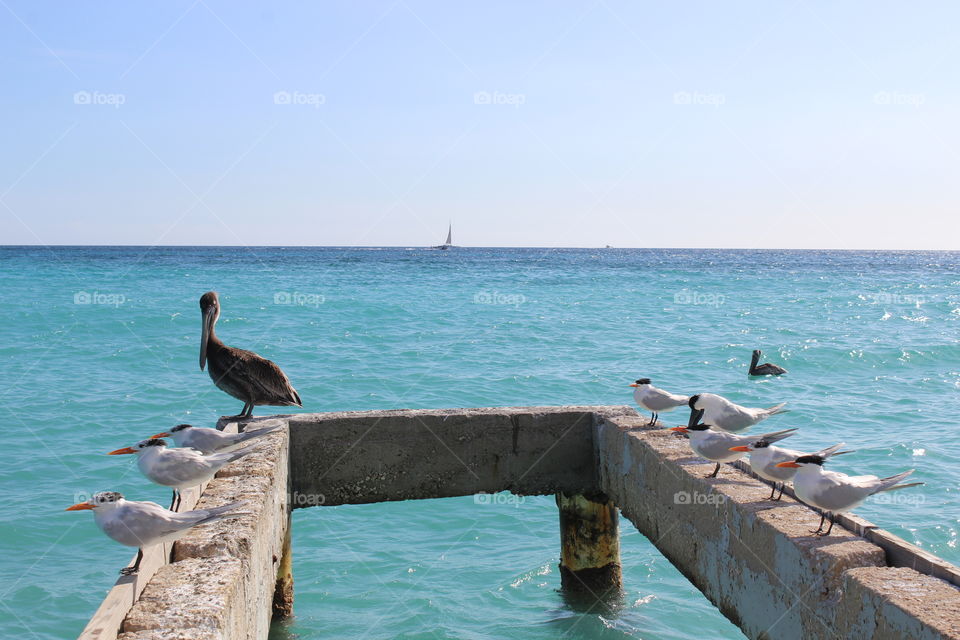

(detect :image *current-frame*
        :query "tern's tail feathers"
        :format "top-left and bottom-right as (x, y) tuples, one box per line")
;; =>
(193, 500), (251, 525)
(876, 470), (921, 493)
(758, 427), (798, 443)
(814, 443), (850, 459)
(220, 441), (266, 463)
(762, 402), (788, 417)
(236, 424), (284, 444)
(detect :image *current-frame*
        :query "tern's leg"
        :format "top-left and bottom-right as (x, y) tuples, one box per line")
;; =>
(821, 517), (834, 536)
(768, 484), (777, 500)
(647, 412), (655, 425)
(169, 490), (177, 511)
(119, 548), (143, 576)
(775, 484), (785, 501)
(707, 462), (720, 478)
(810, 513), (825, 535)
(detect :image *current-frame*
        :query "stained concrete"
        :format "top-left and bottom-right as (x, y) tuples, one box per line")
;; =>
(86, 407), (960, 640)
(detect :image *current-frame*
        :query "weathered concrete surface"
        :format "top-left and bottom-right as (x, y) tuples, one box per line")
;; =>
(117, 419), (289, 640)
(595, 412), (960, 640)
(837, 567), (960, 639)
(557, 492), (622, 594)
(288, 406), (635, 506)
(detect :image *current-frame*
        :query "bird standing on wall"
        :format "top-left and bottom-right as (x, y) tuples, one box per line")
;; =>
(748, 349), (787, 376)
(108, 438), (263, 510)
(776, 455), (923, 536)
(688, 393), (787, 433)
(629, 378), (689, 425)
(151, 423), (284, 454)
(66, 491), (248, 575)
(199, 291), (302, 419)
(670, 409), (798, 478)
(729, 441), (850, 500)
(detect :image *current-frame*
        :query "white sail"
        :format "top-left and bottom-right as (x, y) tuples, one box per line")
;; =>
(444, 223), (452, 246)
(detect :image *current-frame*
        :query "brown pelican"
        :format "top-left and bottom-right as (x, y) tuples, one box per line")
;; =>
(748, 349), (787, 376)
(199, 291), (301, 418)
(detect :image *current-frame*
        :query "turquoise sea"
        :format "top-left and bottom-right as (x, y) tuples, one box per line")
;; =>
(1, 246), (958, 640)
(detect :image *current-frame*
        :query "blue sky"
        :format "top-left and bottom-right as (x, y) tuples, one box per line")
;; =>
(1, 1), (958, 248)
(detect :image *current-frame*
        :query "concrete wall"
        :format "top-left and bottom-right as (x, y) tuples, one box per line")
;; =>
(288, 406), (634, 506)
(594, 412), (960, 640)
(116, 419), (289, 640)
(83, 407), (960, 640)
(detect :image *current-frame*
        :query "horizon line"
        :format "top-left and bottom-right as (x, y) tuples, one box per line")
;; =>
(0, 244), (958, 252)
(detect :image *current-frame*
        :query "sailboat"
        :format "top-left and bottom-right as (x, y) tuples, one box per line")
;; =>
(432, 223), (454, 250)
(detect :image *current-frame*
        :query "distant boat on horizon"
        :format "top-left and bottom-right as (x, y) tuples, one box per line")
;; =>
(432, 223), (454, 250)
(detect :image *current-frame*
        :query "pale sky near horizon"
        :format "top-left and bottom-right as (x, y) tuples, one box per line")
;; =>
(1, 1), (959, 249)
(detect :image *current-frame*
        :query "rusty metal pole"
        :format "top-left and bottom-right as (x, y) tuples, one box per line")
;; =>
(556, 491), (622, 595)
(272, 512), (294, 618)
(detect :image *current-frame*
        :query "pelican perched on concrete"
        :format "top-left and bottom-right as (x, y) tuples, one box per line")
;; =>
(199, 291), (302, 419)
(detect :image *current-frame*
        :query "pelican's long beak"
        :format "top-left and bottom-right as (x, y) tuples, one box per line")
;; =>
(108, 447), (136, 455)
(200, 306), (215, 370)
(776, 461), (801, 468)
(629, 383), (639, 387)
(670, 426), (688, 434)
(150, 432), (170, 439)
(66, 502), (94, 511)
(729, 446), (750, 452)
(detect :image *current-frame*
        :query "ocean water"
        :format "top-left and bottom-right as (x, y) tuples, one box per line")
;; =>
(1, 246), (958, 640)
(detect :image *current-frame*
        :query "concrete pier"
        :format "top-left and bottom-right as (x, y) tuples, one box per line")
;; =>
(79, 406), (960, 640)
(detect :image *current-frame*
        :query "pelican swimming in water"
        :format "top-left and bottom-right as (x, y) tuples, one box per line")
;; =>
(199, 291), (302, 419)
(748, 349), (787, 376)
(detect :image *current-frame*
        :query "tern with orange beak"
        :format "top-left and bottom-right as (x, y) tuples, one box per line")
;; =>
(66, 491), (248, 575)
(108, 438), (264, 510)
(199, 291), (302, 419)
(670, 409), (798, 478)
(151, 423), (284, 455)
(687, 393), (787, 433)
(630, 378), (688, 425)
(776, 455), (923, 535)
(729, 442), (850, 500)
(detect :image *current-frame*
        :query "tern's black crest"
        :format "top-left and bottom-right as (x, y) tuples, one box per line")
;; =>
(635, 378), (651, 385)
(93, 491), (123, 503)
(795, 454), (824, 466)
(139, 438), (167, 448)
(688, 422), (710, 432)
(171, 424), (192, 433)
(752, 440), (771, 449)
(688, 394), (700, 408)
